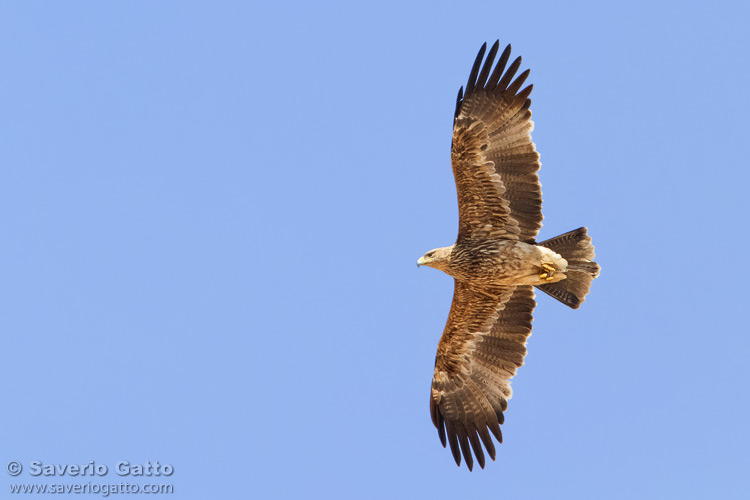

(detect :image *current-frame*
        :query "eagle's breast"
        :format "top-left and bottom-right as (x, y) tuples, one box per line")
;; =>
(449, 239), (537, 283)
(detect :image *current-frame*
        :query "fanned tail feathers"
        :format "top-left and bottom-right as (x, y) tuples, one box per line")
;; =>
(536, 227), (599, 309)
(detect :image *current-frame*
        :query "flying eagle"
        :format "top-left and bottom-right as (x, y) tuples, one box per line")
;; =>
(417, 41), (600, 470)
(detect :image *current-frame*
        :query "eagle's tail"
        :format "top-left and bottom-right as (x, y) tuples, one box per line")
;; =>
(535, 227), (600, 309)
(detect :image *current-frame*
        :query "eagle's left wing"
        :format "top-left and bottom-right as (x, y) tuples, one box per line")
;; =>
(431, 283), (536, 470)
(452, 41), (542, 244)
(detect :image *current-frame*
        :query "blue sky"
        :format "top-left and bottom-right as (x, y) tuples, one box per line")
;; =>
(2, 1), (749, 498)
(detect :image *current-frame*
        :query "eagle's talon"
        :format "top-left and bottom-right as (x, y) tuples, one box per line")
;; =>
(540, 263), (556, 281)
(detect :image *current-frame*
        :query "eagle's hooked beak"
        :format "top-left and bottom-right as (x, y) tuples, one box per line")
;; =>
(417, 256), (428, 267)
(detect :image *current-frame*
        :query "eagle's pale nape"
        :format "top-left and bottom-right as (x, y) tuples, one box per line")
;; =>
(417, 41), (600, 471)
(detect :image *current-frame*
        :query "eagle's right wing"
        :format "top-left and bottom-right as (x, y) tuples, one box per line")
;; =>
(430, 282), (536, 470)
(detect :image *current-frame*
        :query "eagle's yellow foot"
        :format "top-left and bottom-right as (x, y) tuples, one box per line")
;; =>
(539, 263), (556, 281)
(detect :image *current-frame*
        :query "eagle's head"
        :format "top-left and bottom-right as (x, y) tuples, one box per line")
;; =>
(417, 245), (454, 271)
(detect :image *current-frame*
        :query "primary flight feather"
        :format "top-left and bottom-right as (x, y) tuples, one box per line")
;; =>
(417, 41), (600, 471)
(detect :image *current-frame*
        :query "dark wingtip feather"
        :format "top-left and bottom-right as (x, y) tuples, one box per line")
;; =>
(478, 426), (496, 461)
(430, 398), (439, 427)
(489, 420), (503, 443)
(456, 425), (474, 471)
(431, 398), (448, 446)
(475, 40), (499, 89)
(465, 42), (487, 93)
(433, 392), (509, 468)
(467, 428), (486, 469)
(518, 84), (534, 108)
(497, 55), (522, 92)
(507, 68), (531, 96)
(487, 44), (512, 90)
(445, 421), (462, 467)
(454, 86), (464, 119)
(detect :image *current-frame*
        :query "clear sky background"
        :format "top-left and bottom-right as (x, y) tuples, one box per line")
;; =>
(2, 1), (749, 499)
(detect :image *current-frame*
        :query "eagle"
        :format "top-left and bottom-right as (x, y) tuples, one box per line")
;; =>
(417, 41), (600, 470)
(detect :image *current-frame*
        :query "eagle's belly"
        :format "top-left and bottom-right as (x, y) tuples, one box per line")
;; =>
(449, 240), (567, 285)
